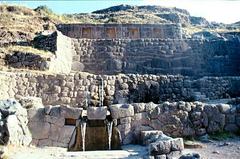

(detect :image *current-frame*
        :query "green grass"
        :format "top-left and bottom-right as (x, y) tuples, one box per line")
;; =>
(209, 131), (235, 141)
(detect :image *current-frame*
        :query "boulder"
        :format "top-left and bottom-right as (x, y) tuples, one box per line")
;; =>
(0, 99), (32, 146)
(140, 130), (163, 145)
(109, 104), (134, 119)
(179, 153), (201, 159)
(217, 104), (231, 114)
(149, 140), (172, 155)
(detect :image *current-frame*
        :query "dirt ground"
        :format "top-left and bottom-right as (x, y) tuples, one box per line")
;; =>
(5, 136), (240, 159)
(183, 136), (240, 159)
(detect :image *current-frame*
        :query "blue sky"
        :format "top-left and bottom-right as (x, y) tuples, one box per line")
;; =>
(2, 0), (240, 24)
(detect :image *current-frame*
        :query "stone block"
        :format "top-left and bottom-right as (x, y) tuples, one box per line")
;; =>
(140, 130), (163, 145)
(167, 151), (182, 159)
(49, 124), (60, 141)
(132, 103), (146, 113)
(110, 104), (134, 119)
(38, 139), (52, 147)
(217, 104), (231, 113)
(58, 126), (75, 144)
(28, 121), (50, 140)
(170, 138), (184, 151)
(87, 106), (107, 120)
(149, 140), (171, 155)
(61, 105), (82, 119)
(154, 155), (166, 159)
(120, 117), (132, 124)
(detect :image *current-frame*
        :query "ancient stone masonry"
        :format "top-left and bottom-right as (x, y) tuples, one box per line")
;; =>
(71, 38), (240, 76)
(33, 24), (240, 76)
(1, 72), (240, 106)
(4, 98), (239, 149)
(5, 52), (52, 71)
(57, 24), (182, 39)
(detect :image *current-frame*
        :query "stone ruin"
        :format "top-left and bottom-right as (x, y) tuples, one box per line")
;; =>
(0, 23), (240, 158)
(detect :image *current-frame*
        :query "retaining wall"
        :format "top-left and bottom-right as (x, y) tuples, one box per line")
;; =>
(71, 38), (240, 76)
(1, 71), (240, 106)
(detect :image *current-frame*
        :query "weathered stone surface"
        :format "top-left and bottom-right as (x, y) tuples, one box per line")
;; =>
(19, 96), (44, 109)
(140, 130), (163, 145)
(132, 103), (146, 113)
(179, 153), (200, 159)
(60, 105), (82, 119)
(38, 139), (52, 147)
(149, 140), (172, 155)
(217, 104), (231, 114)
(57, 126), (75, 146)
(154, 154), (167, 159)
(0, 99), (32, 146)
(167, 150), (182, 159)
(28, 121), (50, 140)
(170, 138), (184, 151)
(110, 104), (134, 119)
(87, 106), (107, 120)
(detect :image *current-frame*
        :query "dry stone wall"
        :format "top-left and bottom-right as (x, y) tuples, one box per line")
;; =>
(71, 38), (240, 76)
(21, 100), (240, 147)
(0, 71), (240, 106)
(110, 101), (240, 145)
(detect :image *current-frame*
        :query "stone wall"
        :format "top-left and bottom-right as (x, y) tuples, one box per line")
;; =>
(71, 38), (240, 76)
(110, 101), (240, 145)
(57, 24), (182, 39)
(0, 71), (240, 106)
(5, 52), (52, 71)
(25, 101), (240, 147)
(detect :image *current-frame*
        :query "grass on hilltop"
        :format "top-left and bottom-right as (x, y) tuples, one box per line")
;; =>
(0, 45), (53, 58)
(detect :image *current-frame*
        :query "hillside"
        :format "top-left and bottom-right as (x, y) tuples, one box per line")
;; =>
(0, 4), (239, 45)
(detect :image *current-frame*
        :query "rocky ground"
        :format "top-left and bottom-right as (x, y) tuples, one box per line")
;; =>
(183, 136), (240, 159)
(5, 136), (240, 159)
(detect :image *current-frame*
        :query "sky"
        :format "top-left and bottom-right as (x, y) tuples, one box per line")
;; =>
(2, 0), (240, 24)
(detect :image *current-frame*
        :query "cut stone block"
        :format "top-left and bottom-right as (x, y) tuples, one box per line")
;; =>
(87, 106), (108, 120)
(109, 104), (134, 119)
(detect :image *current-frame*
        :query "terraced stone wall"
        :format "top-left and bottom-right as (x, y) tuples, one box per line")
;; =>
(0, 72), (240, 106)
(71, 38), (240, 76)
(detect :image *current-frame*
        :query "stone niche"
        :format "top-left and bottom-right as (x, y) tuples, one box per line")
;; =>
(82, 27), (92, 38)
(69, 119), (121, 151)
(153, 28), (163, 38)
(128, 28), (140, 39)
(106, 28), (116, 39)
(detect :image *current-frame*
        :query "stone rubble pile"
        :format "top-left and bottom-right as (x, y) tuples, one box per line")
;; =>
(141, 130), (184, 159)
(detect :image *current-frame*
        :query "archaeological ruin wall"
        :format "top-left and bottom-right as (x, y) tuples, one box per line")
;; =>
(1, 71), (240, 106)
(57, 24), (182, 39)
(35, 25), (240, 76)
(71, 38), (240, 76)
